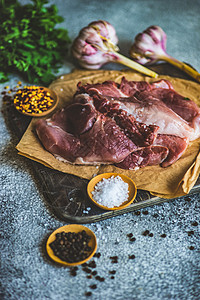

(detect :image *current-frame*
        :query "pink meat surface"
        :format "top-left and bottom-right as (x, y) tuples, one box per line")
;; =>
(36, 77), (200, 170)
(36, 114), (136, 165)
(115, 145), (169, 170)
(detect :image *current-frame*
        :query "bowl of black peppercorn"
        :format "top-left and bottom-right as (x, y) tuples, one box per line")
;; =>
(46, 224), (97, 266)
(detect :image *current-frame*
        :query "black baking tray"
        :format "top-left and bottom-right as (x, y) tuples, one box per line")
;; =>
(2, 63), (200, 223)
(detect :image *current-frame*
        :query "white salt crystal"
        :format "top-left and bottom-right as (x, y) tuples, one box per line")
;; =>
(91, 176), (129, 208)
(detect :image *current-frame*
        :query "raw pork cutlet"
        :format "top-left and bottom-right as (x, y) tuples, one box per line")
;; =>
(74, 77), (200, 166)
(36, 109), (137, 165)
(36, 77), (199, 170)
(76, 77), (199, 141)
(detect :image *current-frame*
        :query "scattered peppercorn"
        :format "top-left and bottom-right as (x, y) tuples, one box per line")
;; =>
(110, 256), (118, 264)
(95, 275), (105, 282)
(109, 270), (116, 275)
(142, 210), (149, 215)
(127, 233), (133, 238)
(188, 246), (195, 250)
(149, 233), (154, 237)
(93, 252), (101, 258)
(82, 267), (92, 274)
(85, 291), (92, 297)
(110, 276), (115, 279)
(91, 270), (97, 276)
(49, 230), (92, 263)
(187, 231), (194, 236)
(142, 230), (150, 236)
(110, 256), (118, 260)
(129, 254), (135, 259)
(134, 211), (141, 216)
(69, 267), (78, 277)
(160, 234), (166, 238)
(88, 260), (96, 268)
(90, 284), (97, 289)
(87, 275), (93, 279)
(13, 86), (55, 115)
(191, 221), (198, 226)
(130, 237), (136, 242)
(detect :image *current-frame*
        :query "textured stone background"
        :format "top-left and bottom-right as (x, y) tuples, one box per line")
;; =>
(0, 0), (200, 299)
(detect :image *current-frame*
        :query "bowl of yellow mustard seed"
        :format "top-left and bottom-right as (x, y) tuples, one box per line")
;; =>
(13, 86), (58, 117)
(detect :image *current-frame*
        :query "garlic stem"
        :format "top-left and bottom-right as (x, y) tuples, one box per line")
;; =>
(114, 52), (158, 78)
(159, 55), (200, 83)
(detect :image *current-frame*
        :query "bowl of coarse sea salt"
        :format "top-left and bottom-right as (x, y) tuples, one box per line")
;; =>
(87, 173), (137, 210)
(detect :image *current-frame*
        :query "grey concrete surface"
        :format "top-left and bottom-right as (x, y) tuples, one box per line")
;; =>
(0, 1), (200, 299)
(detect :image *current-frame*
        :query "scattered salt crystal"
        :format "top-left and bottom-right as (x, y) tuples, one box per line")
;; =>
(91, 176), (129, 208)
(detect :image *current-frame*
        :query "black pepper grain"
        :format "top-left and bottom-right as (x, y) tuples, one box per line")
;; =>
(153, 213), (158, 218)
(111, 259), (118, 264)
(111, 276), (115, 279)
(85, 291), (92, 297)
(191, 221), (198, 226)
(142, 210), (149, 215)
(90, 284), (97, 289)
(69, 267), (78, 277)
(93, 252), (101, 258)
(110, 256), (118, 260)
(99, 277), (105, 282)
(127, 233), (133, 238)
(88, 260), (96, 268)
(187, 231), (194, 236)
(130, 237), (136, 242)
(95, 276), (105, 282)
(134, 211), (141, 216)
(189, 246), (195, 250)
(91, 271), (97, 276)
(142, 230), (150, 236)
(109, 270), (116, 275)
(160, 234), (166, 238)
(82, 267), (92, 274)
(149, 233), (154, 237)
(129, 254), (135, 259)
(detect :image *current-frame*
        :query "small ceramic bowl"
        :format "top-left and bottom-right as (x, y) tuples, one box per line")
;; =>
(14, 87), (58, 117)
(87, 173), (137, 211)
(46, 224), (97, 266)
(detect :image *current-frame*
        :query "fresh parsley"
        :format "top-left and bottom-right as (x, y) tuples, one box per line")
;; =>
(0, 0), (71, 85)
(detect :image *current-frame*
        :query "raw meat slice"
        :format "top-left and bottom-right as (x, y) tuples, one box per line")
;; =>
(48, 103), (97, 134)
(119, 76), (151, 96)
(113, 112), (159, 147)
(115, 146), (169, 170)
(113, 93), (197, 140)
(77, 115), (136, 164)
(36, 114), (136, 165)
(75, 78), (200, 141)
(76, 80), (127, 97)
(154, 134), (189, 167)
(36, 119), (80, 163)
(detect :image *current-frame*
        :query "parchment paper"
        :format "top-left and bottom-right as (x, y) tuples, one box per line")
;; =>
(16, 69), (200, 199)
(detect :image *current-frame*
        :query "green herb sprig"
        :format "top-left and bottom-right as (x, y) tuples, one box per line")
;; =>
(0, 0), (71, 85)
